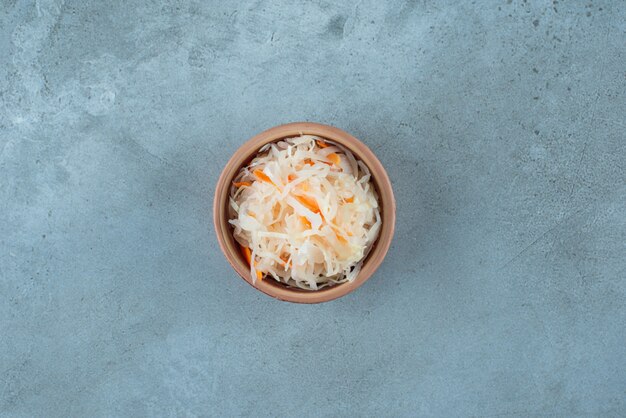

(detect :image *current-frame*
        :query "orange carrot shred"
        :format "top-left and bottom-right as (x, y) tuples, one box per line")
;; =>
(288, 174), (296, 182)
(327, 153), (341, 165)
(316, 140), (329, 148)
(295, 195), (320, 213)
(279, 255), (291, 269)
(330, 225), (348, 244)
(304, 159), (315, 166)
(233, 181), (252, 188)
(250, 260), (263, 281)
(253, 169), (275, 186)
(299, 216), (311, 229)
(345, 196), (354, 203)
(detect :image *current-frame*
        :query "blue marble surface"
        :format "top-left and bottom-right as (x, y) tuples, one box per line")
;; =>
(1, 1), (625, 416)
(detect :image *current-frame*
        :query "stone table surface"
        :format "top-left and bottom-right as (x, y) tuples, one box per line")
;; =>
(1, 1), (625, 417)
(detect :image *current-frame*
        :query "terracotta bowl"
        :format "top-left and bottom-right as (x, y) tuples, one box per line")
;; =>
(213, 122), (396, 303)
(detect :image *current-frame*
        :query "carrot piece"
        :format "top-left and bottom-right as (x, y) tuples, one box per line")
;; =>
(240, 245), (252, 264)
(279, 255), (291, 269)
(233, 181), (252, 187)
(327, 153), (341, 165)
(288, 174), (296, 182)
(299, 216), (311, 229)
(316, 140), (329, 148)
(335, 233), (348, 244)
(247, 211), (256, 218)
(303, 159), (315, 166)
(253, 169), (275, 186)
(345, 196), (354, 203)
(295, 195), (320, 213)
(251, 260), (263, 281)
(330, 225), (348, 244)
(241, 243), (263, 282)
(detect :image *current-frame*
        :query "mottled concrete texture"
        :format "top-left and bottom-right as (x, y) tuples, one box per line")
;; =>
(1, 0), (625, 416)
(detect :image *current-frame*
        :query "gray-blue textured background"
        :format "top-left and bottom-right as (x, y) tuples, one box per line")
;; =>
(1, 0), (625, 416)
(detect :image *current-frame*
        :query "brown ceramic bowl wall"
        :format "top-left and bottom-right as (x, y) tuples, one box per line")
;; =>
(213, 122), (396, 303)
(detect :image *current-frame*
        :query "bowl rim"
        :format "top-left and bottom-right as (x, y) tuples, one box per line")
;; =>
(213, 122), (396, 303)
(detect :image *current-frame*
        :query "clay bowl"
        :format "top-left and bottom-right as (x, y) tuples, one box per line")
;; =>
(213, 122), (395, 303)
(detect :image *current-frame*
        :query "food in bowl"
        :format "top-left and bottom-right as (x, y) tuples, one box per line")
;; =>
(228, 135), (381, 290)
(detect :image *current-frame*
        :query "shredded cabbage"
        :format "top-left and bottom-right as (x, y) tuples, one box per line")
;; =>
(228, 135), (381, 290)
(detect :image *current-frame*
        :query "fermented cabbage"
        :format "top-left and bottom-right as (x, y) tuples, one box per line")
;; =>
(228, 135), (381, 290)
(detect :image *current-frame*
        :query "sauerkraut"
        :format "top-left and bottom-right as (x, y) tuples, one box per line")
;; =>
(228, 135), (381, 290)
